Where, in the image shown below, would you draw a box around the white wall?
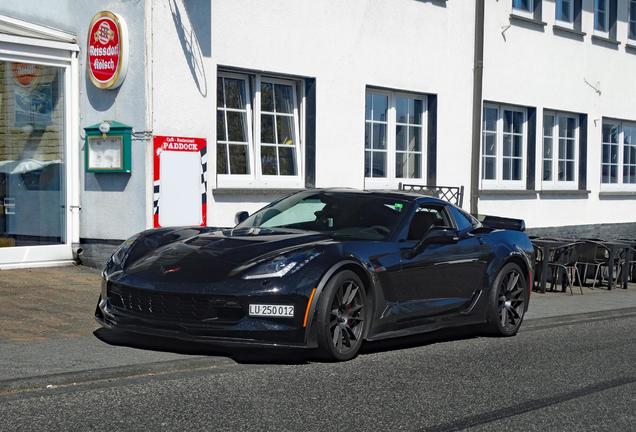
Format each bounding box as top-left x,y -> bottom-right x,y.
481,0 -> 636,228
150,0 -> 215,226
210,0 -> 476,227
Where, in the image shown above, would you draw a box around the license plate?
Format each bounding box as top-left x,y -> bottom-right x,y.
249,304 -> 294,318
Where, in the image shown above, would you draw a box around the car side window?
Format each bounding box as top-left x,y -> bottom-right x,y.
449,206 -> 473,232
406,205 -> 450,241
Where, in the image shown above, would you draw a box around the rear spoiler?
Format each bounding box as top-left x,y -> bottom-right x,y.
480,215 -> 526,232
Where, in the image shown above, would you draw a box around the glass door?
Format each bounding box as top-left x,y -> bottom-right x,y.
0,59 -> 68,259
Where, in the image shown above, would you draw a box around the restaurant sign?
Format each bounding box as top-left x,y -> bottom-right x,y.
87,11 -> 128,89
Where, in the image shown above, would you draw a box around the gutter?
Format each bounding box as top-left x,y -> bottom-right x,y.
470,0 -> 485,214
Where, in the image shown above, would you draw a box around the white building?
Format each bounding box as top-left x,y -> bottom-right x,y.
0,0 -> 634,268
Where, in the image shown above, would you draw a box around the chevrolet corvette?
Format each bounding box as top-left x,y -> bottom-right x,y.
96,189 -> 534,361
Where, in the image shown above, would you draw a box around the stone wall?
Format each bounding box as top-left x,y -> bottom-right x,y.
527,222 -> 636,240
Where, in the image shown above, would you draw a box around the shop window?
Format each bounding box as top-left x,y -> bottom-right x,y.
364,89 -> 427,189
216,71 -> 302,188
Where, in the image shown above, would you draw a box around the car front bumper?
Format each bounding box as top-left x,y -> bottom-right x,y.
95,278 -> 319,349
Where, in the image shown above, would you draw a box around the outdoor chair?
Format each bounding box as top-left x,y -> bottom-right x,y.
574,241 -> 610,289
532,243 -> 544,291
616,246 -> 636,285
548,242 -> 583,295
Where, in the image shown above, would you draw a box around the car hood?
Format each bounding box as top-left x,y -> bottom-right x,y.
121,227 -> 330,284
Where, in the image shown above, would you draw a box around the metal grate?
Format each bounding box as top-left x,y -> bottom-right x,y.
107,283 -> 244,324
398,183 -> 465,207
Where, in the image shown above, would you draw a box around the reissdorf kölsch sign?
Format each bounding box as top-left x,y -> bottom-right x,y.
87,11 -> 128,89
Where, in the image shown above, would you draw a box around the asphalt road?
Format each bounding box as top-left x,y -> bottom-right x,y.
2,313 -> 635,432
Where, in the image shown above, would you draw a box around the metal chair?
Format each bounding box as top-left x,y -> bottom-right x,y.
548,242 -> 583,295
574,241 -> 610,289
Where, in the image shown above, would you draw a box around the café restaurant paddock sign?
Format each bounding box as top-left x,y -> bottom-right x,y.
87,10 -> 129,89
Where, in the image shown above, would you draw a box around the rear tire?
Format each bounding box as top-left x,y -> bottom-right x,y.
315,270 -> 367,361
484,262 -> 528,336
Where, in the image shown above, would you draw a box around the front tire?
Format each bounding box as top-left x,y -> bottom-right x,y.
315,270 -> 367,361
484,262 -> 528,336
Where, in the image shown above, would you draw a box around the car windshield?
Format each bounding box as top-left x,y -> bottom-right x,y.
236,191 -> 410,240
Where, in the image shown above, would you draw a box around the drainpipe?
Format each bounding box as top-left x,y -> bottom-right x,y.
470,0 -> 485,215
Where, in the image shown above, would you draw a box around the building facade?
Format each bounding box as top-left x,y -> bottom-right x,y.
0,0 -> 634,268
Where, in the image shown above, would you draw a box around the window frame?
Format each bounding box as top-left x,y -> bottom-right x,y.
512,0 -> 536,18
480,103 -> 527,190
541,111 -> 579,190
364,88 -> 428,190
555,0 -> 574,27
594,0 -> 610,36
601,119 -> 636,191
629,0 -> 636,40
216,71 -> 254,181
216,71 -> 304,190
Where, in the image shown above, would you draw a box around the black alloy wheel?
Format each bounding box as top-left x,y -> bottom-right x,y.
485,262 -> 527,336
316,270 -> 367,361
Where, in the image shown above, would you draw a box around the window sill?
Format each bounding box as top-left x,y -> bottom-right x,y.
552,24 -> 586,40
598,191 -> 636,197
478,189 -> 537,197
212,187 -> 304,195
539,189 -> 591,197
591,34 -> 621,48
509,14 -> 547,29
625,42 -> 636,52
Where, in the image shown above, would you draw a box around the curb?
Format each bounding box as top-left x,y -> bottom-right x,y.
523,306 -> 636,331
0,357 -> 236,396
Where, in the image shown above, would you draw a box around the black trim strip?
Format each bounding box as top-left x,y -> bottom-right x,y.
427,95 -> 438,186
578,114 -> 587,191
304,78 -> 316,189
526,107 -> 536,191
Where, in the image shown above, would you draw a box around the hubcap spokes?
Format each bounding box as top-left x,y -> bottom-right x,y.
498,270 -> 525,330
329,280 -> 364,353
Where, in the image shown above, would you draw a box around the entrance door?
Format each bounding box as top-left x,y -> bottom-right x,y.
0,59 -> 72,266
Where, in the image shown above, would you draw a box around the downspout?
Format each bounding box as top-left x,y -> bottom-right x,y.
470,0 -> 485,215
144,0 -> 154,229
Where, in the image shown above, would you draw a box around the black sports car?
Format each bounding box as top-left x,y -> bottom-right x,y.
96,189 -> 534,361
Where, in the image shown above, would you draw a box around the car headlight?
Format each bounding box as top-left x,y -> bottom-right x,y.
111,233 -> 142,267
242,249 -> 321,280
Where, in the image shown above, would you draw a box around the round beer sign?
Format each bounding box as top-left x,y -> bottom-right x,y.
87,11 -> 128,89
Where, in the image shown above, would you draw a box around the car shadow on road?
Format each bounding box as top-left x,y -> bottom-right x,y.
359,325 -> 482,356
94,324 -> 485,365
93,328 -> 313,365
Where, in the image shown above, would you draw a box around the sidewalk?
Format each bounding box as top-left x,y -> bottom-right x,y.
0,265 -> 635,383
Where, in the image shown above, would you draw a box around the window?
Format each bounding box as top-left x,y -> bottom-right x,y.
630,0 -> 636,40
364,89 -> 427,188
602,120 -> 636,189
512,0 -> 541,20
238,191 -> 409,241
513,0 -> 533,13
555,0 -> 573,23
216,71 -> 303,188
407,205 -> 450,241
542,112 -> 578,188
217,75 -> 251,175
448,206 -> 474,232
594,0 -> 609,33
481,104 -> 527,189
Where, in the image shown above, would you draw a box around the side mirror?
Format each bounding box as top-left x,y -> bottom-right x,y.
235,211 -> 249,225
405,227 -> 459,259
